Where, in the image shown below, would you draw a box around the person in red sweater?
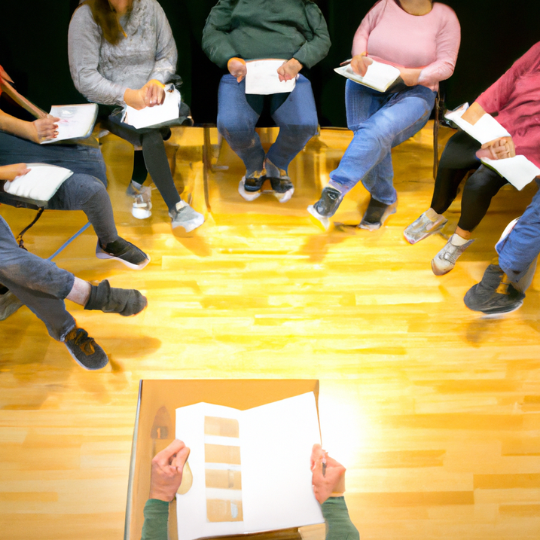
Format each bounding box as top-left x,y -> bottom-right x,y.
404,42 -> 540,275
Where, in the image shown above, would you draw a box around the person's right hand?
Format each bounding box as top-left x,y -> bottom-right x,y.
476,136 -> 516,161
228,57 -> 247,83
31,116 -> 60,143
0,163 -> 30,181
124,88 -> 148,110
311,444 -> 346,504
350,54 -> 372,77
149,439 -> 191,502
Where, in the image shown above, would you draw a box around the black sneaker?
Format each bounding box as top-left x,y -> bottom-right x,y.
314,187 -> 343,218
84,280 -> 148,317
464,264 -> 525,315
96,238 -> 150,270
269,176 -> 294,203
359,196 -> 397,231
239,173 -> 265,201
64,327 -> 108,370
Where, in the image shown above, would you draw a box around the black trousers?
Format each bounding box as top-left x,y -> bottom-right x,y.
431,130 -> 508,232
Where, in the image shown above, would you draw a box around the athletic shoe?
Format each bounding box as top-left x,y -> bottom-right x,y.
464,264 -> 525,315
127,182 -> 152,219
359,196 -> 397,231
84,279 -> 147,316
64,326 -> 109,370
169,200 -> 205,232
0,290 -> 23,321
96,238 -> 150,270
238,173 -> 265,201
269,176 -> 294,203
431,236 -> 475,276
404,211 -> 448,244
307,186 -> 343,231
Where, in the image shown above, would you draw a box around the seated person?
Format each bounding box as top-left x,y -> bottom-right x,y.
0,66 -> 149,270
69,0 -> 204,232
0,200 -> 147,370
404,42 -> 540,275
202,0 -> 331,202
308,0 -> 460,230
140,440 -> 359,540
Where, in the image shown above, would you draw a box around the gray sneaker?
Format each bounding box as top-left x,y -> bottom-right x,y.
404,211 -> 448,244
169,200 -> 205,232
64,326 -> 108,370
0,290 -> 23,321
431,236 -> 475,275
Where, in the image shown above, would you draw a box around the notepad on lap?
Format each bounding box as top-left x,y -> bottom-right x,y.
334,60 -> 401,92
4,163 -> 73,201
123,87 -> 181,129
175,392 -> 324,540
245,60 -> 297,95
41,103 -> 98,144
481,156 -> 540,191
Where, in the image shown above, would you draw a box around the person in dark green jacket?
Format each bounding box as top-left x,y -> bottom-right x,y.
140,440 -> 359,540
202,0 -> 331,203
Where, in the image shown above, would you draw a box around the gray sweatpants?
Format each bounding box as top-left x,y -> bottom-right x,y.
0,216 -> 76,341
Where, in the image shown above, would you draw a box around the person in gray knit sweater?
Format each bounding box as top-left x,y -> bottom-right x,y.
68,0 -> 204,232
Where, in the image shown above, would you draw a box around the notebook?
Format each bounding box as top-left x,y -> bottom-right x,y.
175,392 -> 324,540
245,60 -> 297,95
122,86 -> 181,129
41,103 -> 98,144
334,59 -> 402,92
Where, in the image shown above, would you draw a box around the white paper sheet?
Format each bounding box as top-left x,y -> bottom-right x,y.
123,87 -> 180,129
334,60 -> 401,92
5,163 -> 73,201
245,60 -> 297,95
481,155 -> 540,190
41,103 -> 98,144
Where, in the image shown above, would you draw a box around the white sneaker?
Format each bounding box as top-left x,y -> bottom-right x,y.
169,200 -> 205,232
431,235 -> 475,276
128,182 -> 152,219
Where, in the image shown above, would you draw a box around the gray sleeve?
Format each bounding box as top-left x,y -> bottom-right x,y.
148,1 -> 178,83
68,5 -> 128,106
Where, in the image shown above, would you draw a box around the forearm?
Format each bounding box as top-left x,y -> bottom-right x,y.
141,499 -> 169,540
292,4 -> 331,69
0,111 -> 35,141
322,497 -> 359,540
462,102 -> 486,125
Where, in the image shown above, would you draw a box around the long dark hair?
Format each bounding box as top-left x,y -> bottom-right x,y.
81,0 -> 134,45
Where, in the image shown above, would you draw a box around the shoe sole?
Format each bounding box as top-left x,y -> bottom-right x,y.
239,177 -> 262,202
359,203 -> 397,231
95,242 -> 151,270
274,187 -> 294,203
132,207 -> 152,219
171,214 -> 205,233
478,301 -> 524,317
404,219 -> 448,245
307,205 -> 330,231
431,258 -> 453,276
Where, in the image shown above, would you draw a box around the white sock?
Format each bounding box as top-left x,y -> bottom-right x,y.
450,233 -> 470,246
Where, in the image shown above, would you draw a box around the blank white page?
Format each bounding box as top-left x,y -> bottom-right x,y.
124,88 -> 180,129
245,60 -> 297,95
481,155 -> 540,191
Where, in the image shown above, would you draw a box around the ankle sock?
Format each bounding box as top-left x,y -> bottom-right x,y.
450,233 -> 470,246
425,208 -> 441,222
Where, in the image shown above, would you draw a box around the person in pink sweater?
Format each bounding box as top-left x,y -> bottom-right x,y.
404,41 -> 540,275
308,0 -> 460,230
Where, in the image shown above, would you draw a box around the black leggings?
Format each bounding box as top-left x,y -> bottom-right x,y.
431,130 -> 508,232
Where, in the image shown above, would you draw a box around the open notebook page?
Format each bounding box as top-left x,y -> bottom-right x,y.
123,87 -> 180,129
334,60 -> 401,92
41,104 -> 98,144
481,155 -> 540,191
4,163 -> 73,201
245,60 -> 297,95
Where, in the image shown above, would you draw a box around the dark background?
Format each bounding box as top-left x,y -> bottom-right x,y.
1,1 -> 539,126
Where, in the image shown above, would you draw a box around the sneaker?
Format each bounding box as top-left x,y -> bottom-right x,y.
96,238 -> 150,270
359,196 -> 397,231
84,279 -> 147,316
404,211 -> 448,244
169,200 -> 205,232
64,326 -> 109,370
464,264 -> 525,315
128,182 -> 152,219
431,235 -> 475,276
307,186 -> 343,231
239,173 -> 265,201
0,290 -> 23,321
269,176 -> 294,203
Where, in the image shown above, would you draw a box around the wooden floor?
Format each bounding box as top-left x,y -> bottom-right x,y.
1,124 -> 540,539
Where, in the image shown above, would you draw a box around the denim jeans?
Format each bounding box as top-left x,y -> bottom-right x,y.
217,74 -> 318,176
497,179 -> 540,289
0,216 -> 75,341
0,132 -> 118,244
329,81 -> 436,205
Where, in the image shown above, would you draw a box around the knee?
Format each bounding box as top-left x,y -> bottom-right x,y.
141,130 -> 164,151
70,174 -> 108,204
463,171 -> 500,198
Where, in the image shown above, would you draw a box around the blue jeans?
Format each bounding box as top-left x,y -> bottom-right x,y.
217,74 -> 318,176
497,179 -> 540,289
329,81 -> 436,205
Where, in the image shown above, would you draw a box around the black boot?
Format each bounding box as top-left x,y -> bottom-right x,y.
84,280 -> 147,316
359,196 -> 396,230
314,187 -> 343,218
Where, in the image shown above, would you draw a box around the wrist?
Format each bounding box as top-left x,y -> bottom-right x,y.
149,489 -> 174,503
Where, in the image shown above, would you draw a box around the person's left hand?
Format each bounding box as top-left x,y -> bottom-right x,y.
143,79 -> 166,107
399,67 -> 421,87
149,439 -> 191,502
310,444 -> 346,504
0,163 -> 30,181
476,136 -> 516,160
277,59 -> 303,82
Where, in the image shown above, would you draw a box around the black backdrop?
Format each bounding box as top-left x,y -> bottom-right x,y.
1,1 -> 539,126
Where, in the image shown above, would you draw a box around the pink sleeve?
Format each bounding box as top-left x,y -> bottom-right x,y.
417,6 -> 461,87
477,42 -> 540,114
351,1 -> 386,56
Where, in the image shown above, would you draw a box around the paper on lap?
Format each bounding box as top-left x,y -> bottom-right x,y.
245,60 -> 297,95
334,60 -> 401,92
123,86 -> 181,129
41,103 -> 98,144
445,104 -> 538,190
5,163 -> 73,201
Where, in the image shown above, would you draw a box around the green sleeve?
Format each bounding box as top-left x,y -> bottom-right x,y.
292,2 -> 332,69
141,499 -> 169,540
202,0 -> 239,69
322,497 -> 360,540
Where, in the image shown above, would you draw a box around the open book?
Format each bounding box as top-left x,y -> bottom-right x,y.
123,86 -> 181,129
41,103 -> 98,145
334,59 -> 402,92
445,104 -> 540,190
245,60 -> 297,95
175,392 -> 324,540
4,163 -> 73,202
